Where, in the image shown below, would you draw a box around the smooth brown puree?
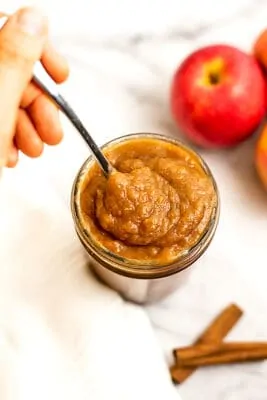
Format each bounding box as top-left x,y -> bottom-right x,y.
80,138 -> 217,264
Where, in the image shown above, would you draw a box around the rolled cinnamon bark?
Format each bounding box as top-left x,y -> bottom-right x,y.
175,342 -> 267,367
170,303 -> 243,384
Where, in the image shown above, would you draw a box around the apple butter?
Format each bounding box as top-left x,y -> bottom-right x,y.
80,137 -> 217,264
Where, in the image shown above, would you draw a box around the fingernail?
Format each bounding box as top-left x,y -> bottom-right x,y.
16,7 -> 46,36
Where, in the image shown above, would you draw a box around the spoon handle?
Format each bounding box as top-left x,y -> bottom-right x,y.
33,62 -> 111,177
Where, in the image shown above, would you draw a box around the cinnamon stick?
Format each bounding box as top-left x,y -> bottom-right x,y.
175,342 -> 267,367
170,303 -> 243,384
175,342 -> 267,360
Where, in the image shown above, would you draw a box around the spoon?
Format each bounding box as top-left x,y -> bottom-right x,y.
33,62 -> 113,178
0,13 -> 112,177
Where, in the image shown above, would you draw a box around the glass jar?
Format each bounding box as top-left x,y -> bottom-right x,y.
71,133 -> 220,304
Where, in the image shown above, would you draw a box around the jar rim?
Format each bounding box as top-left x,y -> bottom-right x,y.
71,132 -> 220,279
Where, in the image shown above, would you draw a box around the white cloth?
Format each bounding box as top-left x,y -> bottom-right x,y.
0,2 -> 182,398
0,139 -> 181,400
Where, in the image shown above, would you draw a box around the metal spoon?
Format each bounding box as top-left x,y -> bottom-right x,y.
33,62 -> 113,178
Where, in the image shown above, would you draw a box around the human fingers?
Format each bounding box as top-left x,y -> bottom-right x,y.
28,94 -> 63,145
15,109 -> 44,157
0,7 -> 48,166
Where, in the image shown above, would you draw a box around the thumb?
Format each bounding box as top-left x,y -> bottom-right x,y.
0,7 -> 48,167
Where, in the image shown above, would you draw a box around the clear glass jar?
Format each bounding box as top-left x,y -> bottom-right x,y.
71,133 -> 220,304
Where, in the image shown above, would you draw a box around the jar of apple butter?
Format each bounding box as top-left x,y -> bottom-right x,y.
71,133 -> 220,304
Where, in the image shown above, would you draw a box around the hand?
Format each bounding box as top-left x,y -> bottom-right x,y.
0,7 -> 69,168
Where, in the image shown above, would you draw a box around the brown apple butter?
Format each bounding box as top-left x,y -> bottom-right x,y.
80,137 -> 217,264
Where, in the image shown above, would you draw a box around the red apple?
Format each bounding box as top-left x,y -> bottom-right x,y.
170,44 -> 266,148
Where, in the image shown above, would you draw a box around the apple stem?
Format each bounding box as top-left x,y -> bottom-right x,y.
209,72 -> 220,85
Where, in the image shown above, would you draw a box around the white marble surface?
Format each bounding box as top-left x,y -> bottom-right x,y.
4,0 -> 267,398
